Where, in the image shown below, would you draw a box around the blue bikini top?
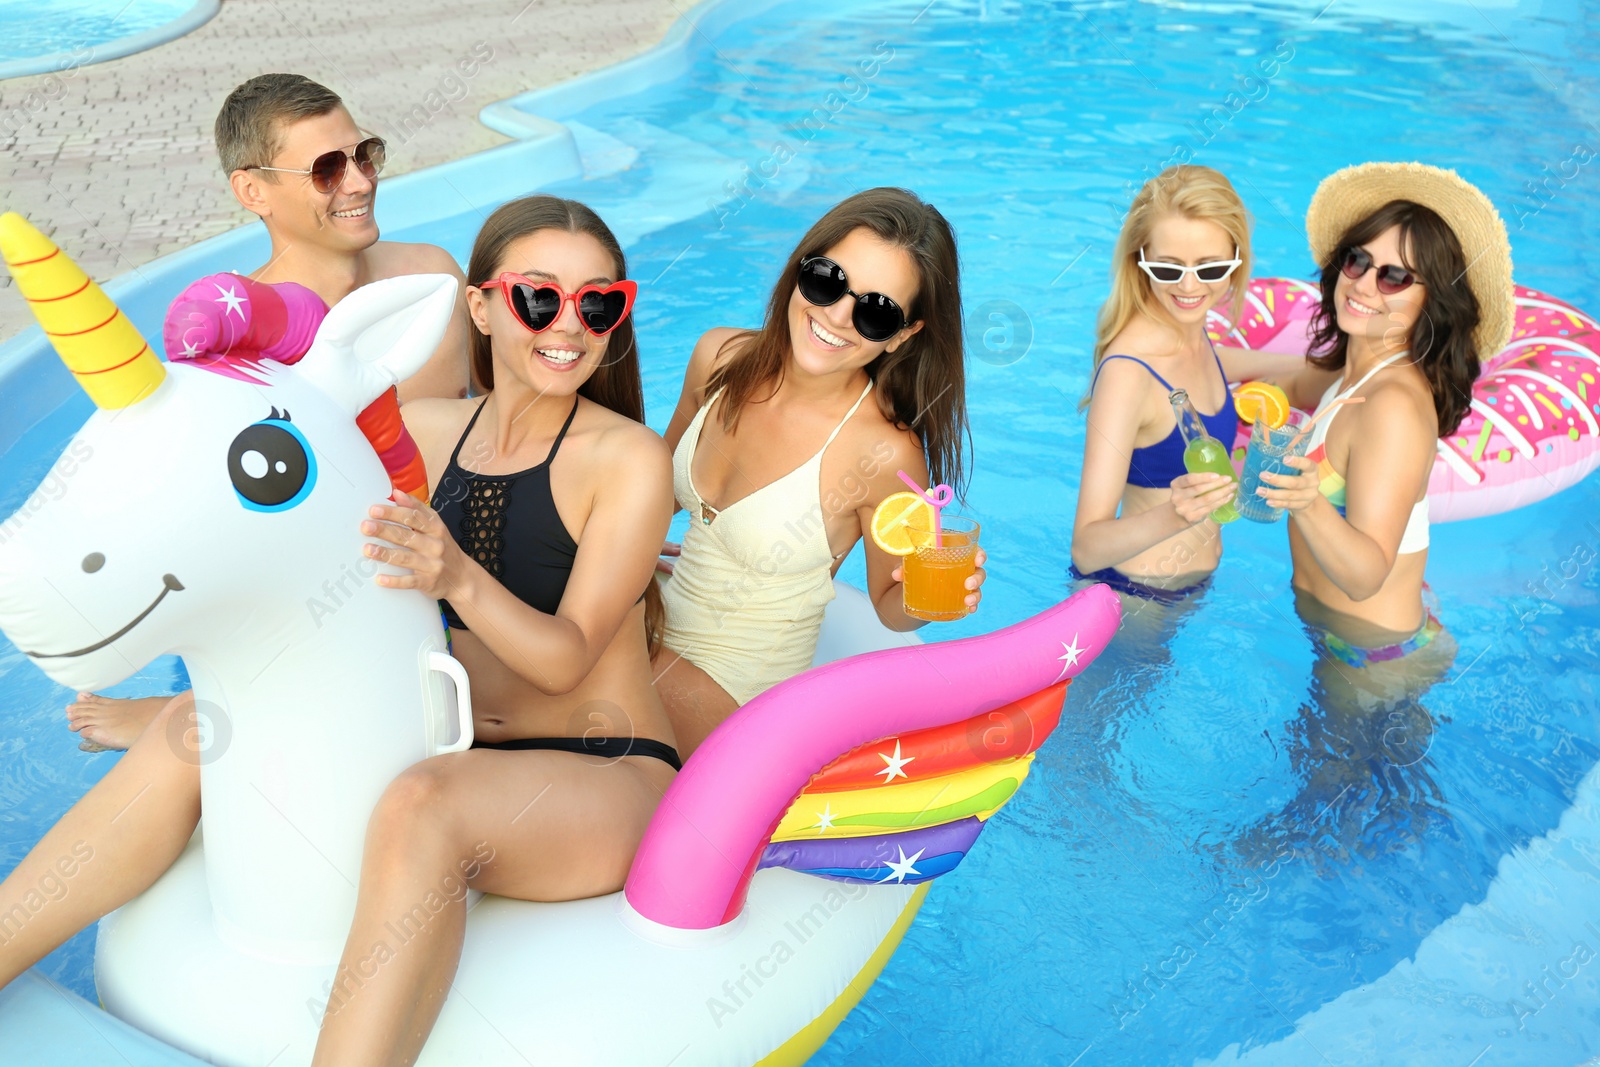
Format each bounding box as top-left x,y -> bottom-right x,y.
1089,341 -> 1237,489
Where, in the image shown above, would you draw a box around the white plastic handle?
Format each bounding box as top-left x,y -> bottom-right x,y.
427,650 -> 474,754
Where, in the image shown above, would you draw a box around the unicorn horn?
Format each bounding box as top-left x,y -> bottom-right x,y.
0,212 -> 165,409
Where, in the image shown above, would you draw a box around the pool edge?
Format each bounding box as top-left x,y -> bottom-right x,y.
0,0 -> 222,83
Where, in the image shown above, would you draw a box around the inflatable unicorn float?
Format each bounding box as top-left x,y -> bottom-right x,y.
1211,277 -> 1600,521
0,213 -> 1120,1066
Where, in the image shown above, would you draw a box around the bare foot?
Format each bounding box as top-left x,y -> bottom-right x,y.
65,691 -> 187,752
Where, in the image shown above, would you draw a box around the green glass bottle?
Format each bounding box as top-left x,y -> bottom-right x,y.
1169,388 -> 1240,524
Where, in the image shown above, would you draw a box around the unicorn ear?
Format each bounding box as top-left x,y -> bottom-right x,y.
296,274 -> 458,415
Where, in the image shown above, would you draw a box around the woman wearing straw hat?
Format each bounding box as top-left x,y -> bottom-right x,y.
1257,162 -> 1514,666
1220,164 -> 1513,871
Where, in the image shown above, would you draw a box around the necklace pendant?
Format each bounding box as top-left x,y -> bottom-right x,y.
700,502 -> 717,525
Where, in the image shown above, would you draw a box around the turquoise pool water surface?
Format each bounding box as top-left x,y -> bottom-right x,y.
0,0 -> 195,67
4,1 -> 1600,1064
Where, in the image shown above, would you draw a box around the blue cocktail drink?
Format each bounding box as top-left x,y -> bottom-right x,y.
1238,412 -> 1309,523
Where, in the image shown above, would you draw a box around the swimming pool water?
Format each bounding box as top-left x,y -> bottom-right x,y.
0,0 -> 196,68
4,0 -> 1600,1063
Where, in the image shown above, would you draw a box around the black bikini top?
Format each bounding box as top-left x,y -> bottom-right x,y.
432,397 -> 580,631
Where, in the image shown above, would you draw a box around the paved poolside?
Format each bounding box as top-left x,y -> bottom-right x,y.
0,0 -> 681,343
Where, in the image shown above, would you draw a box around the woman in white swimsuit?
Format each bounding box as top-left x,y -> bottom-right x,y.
1222,165 -> 1515,868
1257,163 -> 1513,667
654,187 -> 985,758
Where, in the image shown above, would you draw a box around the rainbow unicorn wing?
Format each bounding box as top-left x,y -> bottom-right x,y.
757,684 -> 1065,884
625,586 -> 1121,931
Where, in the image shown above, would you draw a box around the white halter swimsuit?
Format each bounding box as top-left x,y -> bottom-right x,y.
659,382 -> 873,704
1304,351 -> 1430,554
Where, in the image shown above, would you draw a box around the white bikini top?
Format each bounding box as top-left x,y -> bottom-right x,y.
1305,350 -> 1429,555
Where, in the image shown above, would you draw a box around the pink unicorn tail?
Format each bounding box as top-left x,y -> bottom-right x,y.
164,274 -> 327,367
624,583 -> 1122,930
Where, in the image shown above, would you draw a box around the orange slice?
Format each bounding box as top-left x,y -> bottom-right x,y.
870,492 -> 936,556
1235,382 -> 1290,428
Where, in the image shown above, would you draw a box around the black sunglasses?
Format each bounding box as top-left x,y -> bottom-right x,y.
246,137 -> 387,195
796,256 -> 908,343
1340,246 -> 1422,295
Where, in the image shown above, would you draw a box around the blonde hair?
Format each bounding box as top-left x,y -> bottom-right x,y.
1084,165 -> 1252,407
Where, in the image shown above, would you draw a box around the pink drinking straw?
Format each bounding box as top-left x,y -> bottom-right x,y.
1287,396 -> 1366,452
897,469 -> 954,548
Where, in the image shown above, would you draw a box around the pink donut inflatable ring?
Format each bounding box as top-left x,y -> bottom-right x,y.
1207,277 -> 1600,523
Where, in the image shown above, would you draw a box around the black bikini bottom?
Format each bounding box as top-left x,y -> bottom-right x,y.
1069,563 -> 1212,604
470,734 -> 682,771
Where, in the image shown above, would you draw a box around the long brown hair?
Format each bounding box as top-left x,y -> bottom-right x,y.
464,195 -> 664,652
1084,165 -> 1252,407
706,187 -> 970,497
1306,200 -> 1481,436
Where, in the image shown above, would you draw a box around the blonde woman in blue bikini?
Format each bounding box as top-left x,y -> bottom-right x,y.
1072,165 -> 1255,607
655,188 -> 984,758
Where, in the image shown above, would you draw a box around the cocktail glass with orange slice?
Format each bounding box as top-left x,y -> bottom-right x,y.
1238,409 -> 1309,522
870,492 -> 980,622
901,514 -> 980,621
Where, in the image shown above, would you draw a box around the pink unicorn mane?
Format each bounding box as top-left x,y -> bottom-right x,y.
165,273 -> 428,498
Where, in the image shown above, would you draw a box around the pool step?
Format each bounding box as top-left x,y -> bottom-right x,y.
1198,757 -> 1600,1065
568,117 -> 806,248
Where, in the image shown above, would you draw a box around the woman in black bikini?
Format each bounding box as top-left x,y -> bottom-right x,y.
297,195 -> 678,1063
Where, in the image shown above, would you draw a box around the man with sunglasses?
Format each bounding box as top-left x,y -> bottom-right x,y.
220,73 -> 472,400
62,74 -> 474,754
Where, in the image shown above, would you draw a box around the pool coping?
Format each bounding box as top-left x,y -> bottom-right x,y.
0,0 -> 221,83
0,0 -> 785,456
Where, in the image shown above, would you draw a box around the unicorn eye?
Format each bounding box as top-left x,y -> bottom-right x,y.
229,417 -> 316,512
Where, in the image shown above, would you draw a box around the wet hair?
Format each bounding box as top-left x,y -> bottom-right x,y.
1086,165 -> 1253,406
464,195 -> 662,653
706,187 -> 970,498
1306,200 -> 1481,436
215,73 -> 344,175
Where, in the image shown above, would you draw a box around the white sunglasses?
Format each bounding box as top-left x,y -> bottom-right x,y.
1138,246 -> 1242,285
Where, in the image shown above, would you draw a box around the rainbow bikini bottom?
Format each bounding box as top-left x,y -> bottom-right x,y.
1316,611 -> 1443,668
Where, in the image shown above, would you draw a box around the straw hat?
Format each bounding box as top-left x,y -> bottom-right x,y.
1305,162 -> 1514,359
